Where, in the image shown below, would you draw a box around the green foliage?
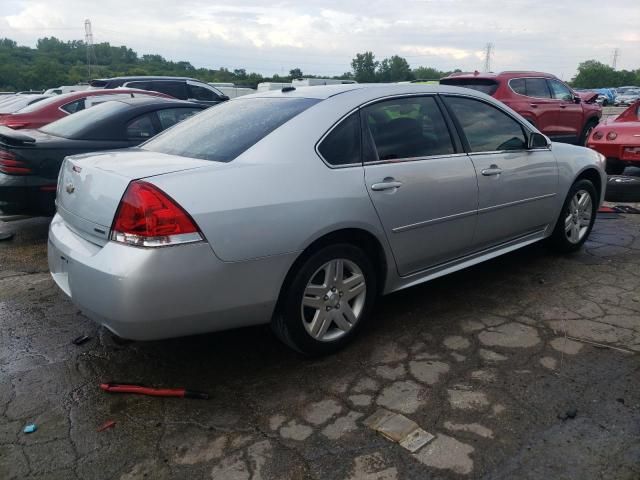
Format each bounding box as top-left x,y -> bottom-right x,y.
571,60 -> 640,88
377,55 -> 413,82
351,51 -> 378,83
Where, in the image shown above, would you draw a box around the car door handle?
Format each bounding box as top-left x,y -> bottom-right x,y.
371,179 -> 403,191
560,105 -> 567,108
481,165 -> 503,176
530,103 -> 538,108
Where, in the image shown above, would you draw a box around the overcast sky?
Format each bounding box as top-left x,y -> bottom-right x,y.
1,0 -> 639,79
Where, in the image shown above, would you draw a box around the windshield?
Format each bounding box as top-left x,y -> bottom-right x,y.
142,97 -> 319,162
439,78 -> 499,95
40,101 -> 129,139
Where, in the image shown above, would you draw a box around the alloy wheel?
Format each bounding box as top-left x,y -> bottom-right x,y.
564,189 -> 592,244
301,258 -> 367,342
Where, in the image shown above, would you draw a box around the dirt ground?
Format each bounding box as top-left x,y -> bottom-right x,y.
0,209 -> 639,480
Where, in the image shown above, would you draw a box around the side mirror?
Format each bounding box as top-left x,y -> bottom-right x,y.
219,95 -> 230,101
528,132 -> 550,149
573,94 -> 581,104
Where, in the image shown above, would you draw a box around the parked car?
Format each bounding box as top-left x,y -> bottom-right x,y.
0,98 -> 205,215
614,89 -> 640,106
90,76 -> 228,106
440,71 -> 602,145
48,84 -> 606,355
0,94 -> 52,117
588,100 -> 640,174
208,83 -> 256,99
43,85 -> 90,95
0,89 -> 171,130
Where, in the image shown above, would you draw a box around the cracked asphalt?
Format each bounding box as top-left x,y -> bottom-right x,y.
1,209 -> 639,479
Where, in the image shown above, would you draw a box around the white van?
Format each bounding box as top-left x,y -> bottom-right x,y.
208,83 -> 256,99
291,78 -> 357,87
256,82 -> 293,92
44,85 -> 90,95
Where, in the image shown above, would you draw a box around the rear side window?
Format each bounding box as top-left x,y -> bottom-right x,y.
60,99 -> 86,114
126,81 -> 151,91
444,96 -> 526,152
126,114 -> 157,139
362,96 -> 454,160
153,81 -> 188,99
156,107 -> 202,130
439,78 -> 499,96
525,78 -> 551,98
318,112 -> 361,166
509,78 -> 526,95
142,97 -> 319,162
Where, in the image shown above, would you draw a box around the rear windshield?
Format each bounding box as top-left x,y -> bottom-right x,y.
0,96 -> 48,113
17,95 -> 65,113
40,101 -> 129,139
142,97 -> 319,162
440,78 -> 499,96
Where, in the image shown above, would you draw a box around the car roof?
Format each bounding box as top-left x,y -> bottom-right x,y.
443,71 -> 557,80
94,76 -> 200,82
108,97 -> 198,107
239,83 -> 489,101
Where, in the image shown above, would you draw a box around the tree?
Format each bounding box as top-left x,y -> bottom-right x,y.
351,52 -> 378,83
377,55 -> 412,82
412,66 -> 447,81
289,68 -> 303,79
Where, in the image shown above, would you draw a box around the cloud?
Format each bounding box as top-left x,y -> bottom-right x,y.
1,0 -> 638,77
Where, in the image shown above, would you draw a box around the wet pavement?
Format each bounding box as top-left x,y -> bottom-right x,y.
0,211 -> 639,479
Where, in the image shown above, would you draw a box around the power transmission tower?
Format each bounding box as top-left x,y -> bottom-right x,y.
483,43 -> 493,72
85,19 -> 94,80
612,48 -> 620,70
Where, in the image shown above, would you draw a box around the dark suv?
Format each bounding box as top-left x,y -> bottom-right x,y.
89,76 -> 229,106
440,71 -> 601,145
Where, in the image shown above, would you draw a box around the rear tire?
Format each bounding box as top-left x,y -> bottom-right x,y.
605,175 -> 640,202
547,179 -> 597,253
579,120 -> 598,146
272,244 -> 376,356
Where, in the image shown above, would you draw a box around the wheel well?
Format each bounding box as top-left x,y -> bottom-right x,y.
275,229 -> 388,312
584,116 -> 599,128
576,168 -> 602,203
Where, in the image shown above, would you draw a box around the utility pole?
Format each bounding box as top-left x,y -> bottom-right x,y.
483,43 -> 493,72
612,48 -> 620,70
85,19 -> 94,81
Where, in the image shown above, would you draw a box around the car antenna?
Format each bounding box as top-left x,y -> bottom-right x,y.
282,86 -> 296,92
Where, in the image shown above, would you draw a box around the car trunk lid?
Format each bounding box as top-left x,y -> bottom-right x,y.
57,149 -> 212,246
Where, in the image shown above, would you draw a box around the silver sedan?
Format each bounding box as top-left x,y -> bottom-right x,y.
48,84 -> 606,355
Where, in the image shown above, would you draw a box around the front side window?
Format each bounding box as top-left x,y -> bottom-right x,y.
525,78 -> 551,98
444,96 -> 526,152
361,96 -> 454,161
156,107 -> 202,130
188,83 -> 217,101
317,111 -> 361,166
548,80 -> 573,101
126,114 -> 157,139
142,97 -> 319,162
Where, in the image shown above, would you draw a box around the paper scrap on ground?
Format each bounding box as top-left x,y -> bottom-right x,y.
364,408 -> 435,453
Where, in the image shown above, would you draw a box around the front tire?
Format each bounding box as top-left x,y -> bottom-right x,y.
272,244 -> 377,356
547,179 -> 597,253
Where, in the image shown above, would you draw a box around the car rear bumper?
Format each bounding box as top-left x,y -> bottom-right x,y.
587,142 -> 640,165
48,213 -> 295,340
0,173 -> 56,214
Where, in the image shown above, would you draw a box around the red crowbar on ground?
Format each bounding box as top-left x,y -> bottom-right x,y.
100,383 -> 209,399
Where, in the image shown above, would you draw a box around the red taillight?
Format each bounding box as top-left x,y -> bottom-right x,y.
0,149 -> 32,175
606,131 -> 618,141
110,181 -> 203,247
592,131 -> 604,140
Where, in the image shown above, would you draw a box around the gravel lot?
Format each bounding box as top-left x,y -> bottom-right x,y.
0,208 -> 639,479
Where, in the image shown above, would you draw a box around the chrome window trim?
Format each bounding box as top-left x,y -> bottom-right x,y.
365,153 -> 468,166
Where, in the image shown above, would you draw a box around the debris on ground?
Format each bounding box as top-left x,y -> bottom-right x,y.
23,424 -> 37,434
72,335 -> 91,346
100,382 -> 209,399
365,408 -> 435,453
557,409 -> 578,421
97,420 -> 116,432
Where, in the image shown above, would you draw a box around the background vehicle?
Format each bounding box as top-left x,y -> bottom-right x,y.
0,98 -> 205,215
0,89 -> 171,130
614,89 -> 640,106
440,71 -> 602,145
257,82 -> 293,92
291,78 -> 358,87
588,100 -> 640,174
208,82 -> 256,99
48,84 -> 605,356
44,85 -> 90,95
0,94 -> 52,117
90,76 -> 228,106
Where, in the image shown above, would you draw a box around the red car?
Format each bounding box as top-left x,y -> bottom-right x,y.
0,89 -> 171,130
587,100 -> 640,174
440,71 -> 602,145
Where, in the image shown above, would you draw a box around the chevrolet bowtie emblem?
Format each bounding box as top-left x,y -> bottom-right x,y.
66,183 -> 75,194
